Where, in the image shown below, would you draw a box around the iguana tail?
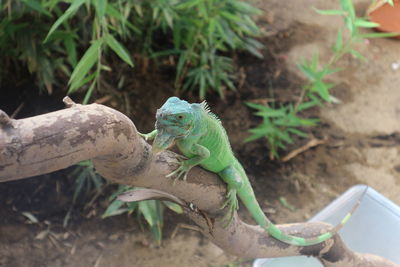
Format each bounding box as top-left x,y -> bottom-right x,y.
236,163 -> 367,246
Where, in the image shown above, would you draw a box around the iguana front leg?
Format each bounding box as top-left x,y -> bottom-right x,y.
166,144 -> 210,183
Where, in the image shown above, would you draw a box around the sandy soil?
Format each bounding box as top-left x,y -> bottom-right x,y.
1,0 -> 399,266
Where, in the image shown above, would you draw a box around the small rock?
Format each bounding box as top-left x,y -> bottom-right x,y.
108,234 -> 119,241
391,62 -> 400,70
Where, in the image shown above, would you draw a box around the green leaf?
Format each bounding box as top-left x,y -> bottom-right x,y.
198,2 -> 208,17
308,93 -> 324,107
139,201 -> 154,226
162,8 -> 173,28
312,80 -> 331,102
321,67 -> 342,76
358,32 -> 400,38
176,52 -> 188,83
261,108 -> 287,118
244,132 -> 265,142
82,79 -> 97,104
68,39 -> 102,92
298,61 -> 317,81
22,0 -> 51,16
102,200 -> 128,218
311,53 -> 319,70
162,201 -> 183,214
69,71 -> 97,93
45,0 -> 87,42
64,36 -> 77,67
176,0 -> 200,10
313,8 -> 346,16
287,127 -> 308,138
333,29 -> 343,52
354,19 -> 379,28
298,118 -> 319,126
139,200 -> 163,228
349,49 -> 366,61
243,38 -> 263,58
276,130 -> 293,144
231,1 -> 261,15
108,185 -> 133,200
21,212 -> 39,223
73,171 -> 86,202
220,11 -> 242,23
199,72 -> 206,99
297,100 -> 318,111
95,0 -> 107,18
340,0 -> 355,18
104,34 -> 134,67
173,23 -> 182,49
77,160 -> 92,167
105,4 -> 139,33
246,102 -> 269,111
149,224 -> 162,244
208,18 -> 217,40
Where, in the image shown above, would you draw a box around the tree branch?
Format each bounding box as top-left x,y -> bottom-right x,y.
0,99 -> 397,267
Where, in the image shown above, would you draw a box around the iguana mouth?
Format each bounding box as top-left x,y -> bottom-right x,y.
152,131 -> 176,153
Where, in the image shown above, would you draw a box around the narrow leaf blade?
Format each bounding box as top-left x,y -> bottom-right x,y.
105,34 -> 134,67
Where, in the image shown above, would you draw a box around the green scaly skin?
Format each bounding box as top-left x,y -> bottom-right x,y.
140,97 -> 360,246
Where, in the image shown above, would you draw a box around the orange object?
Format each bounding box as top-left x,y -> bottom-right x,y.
368,0 -> 400,38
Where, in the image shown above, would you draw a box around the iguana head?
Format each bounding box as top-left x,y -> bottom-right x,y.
152,97 -> 195,153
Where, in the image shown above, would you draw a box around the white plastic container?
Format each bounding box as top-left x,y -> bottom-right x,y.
253,185 -> 400,267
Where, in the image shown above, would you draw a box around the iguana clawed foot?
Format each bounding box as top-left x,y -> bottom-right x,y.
166,159 -> 192,185
138,131 -> 155,141
220,187 -> 239,227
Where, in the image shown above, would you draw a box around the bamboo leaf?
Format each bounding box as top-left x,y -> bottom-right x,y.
95,0 -> 107,18
162,201 -> 183,214
231,1 -> 261,14
105,4 -> 140,33
358,32 -> 400,38
349,49 -> 367,61
104,34 -> 134,67
102,200 -> 128,218
69,71 -> 97,93
45,0 -> 87,42
162,8 -> 173,28
298,61 -> 317,81
340,0 -> 355,18
246,102 -> 270,112
333,29 -> 343,52
176,0 -> 200,10
312,81 -> 331,102
22,0 -> 51,16
64,36 -> 77,67
21,212 -> 39,223
354,19 -> 379,28
82,79 -> 97,104
313,8 -> 346,15
68,39 -> 102,92
287,127 -> 308,138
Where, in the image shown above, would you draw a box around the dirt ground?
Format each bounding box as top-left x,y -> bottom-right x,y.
1,0 -> 400,266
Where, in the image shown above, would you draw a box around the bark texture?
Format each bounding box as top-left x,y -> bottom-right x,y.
0,98 -> 398,267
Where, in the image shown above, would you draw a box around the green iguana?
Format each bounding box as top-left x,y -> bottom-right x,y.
140,96 -> 360,246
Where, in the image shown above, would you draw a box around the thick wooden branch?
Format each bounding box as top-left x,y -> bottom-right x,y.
0,99 -> 397,267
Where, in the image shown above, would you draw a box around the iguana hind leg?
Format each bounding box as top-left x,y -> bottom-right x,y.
218,165 -> 242,227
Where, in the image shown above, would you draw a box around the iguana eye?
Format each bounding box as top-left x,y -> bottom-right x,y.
177,115 -> 184,119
